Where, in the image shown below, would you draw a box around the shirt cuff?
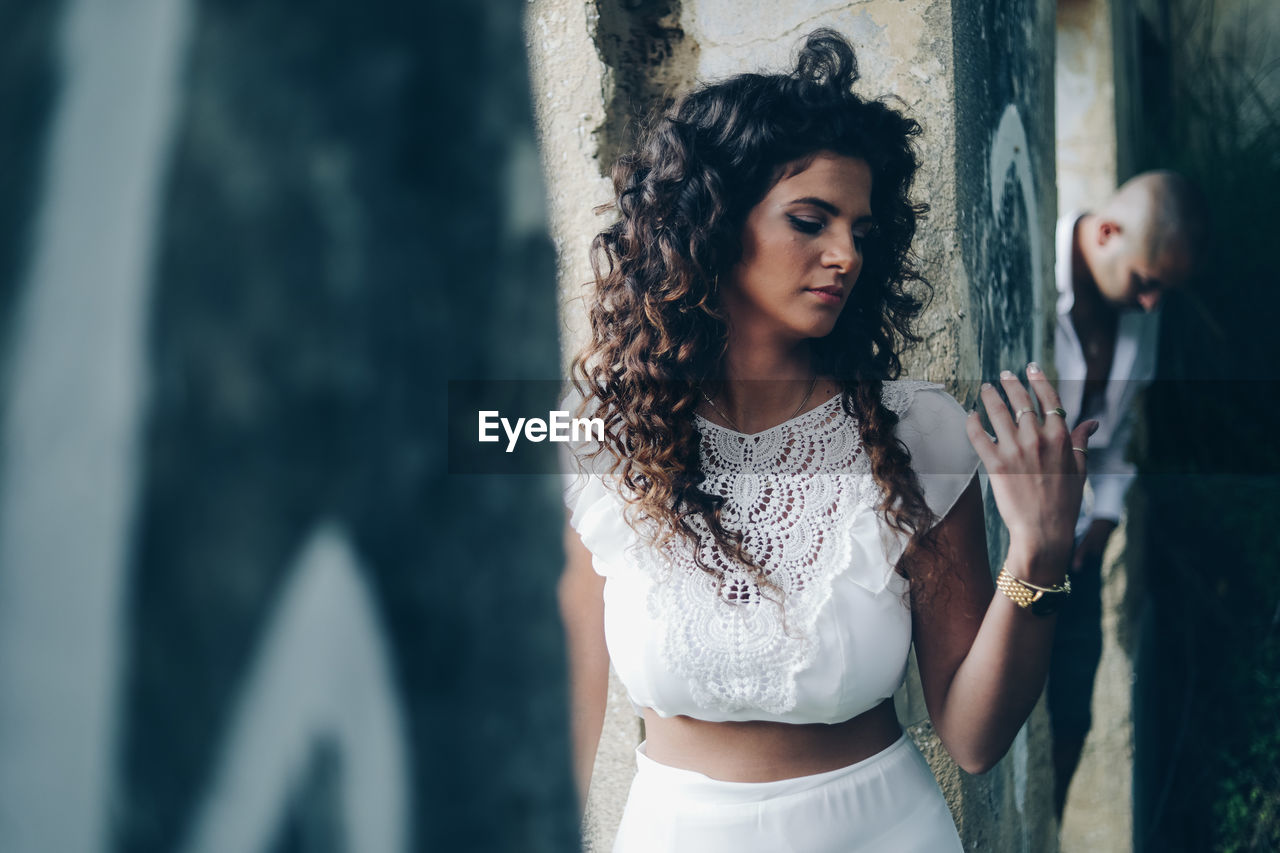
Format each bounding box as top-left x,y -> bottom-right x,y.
1088,472 -> 1134,523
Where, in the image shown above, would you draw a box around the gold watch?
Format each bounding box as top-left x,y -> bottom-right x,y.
996,567 -> 1071,616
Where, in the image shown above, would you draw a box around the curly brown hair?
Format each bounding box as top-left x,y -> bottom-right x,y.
569,28 -> 941,596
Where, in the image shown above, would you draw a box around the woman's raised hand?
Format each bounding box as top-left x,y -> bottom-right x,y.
965,362 -> 1099,582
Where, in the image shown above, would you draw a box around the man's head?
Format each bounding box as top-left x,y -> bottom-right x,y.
1084,171 -> 1209,312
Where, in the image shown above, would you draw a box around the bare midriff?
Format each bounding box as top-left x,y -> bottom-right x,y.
641,697 -> 902,782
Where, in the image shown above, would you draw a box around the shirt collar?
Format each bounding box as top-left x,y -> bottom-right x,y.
1055,211 -> 1084,317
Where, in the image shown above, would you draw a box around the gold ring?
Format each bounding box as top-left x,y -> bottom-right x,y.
1047,407 -> 1067,418
1072,446 -> 1089,457
1015,407 -> 1037,424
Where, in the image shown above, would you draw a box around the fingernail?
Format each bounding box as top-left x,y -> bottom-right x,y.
1000,370 -> 1015,380
1028,362 -> 1041,374
981,382 -> 993,391
1088,421 -> 1100,435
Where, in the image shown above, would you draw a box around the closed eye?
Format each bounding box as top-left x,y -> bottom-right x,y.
788,215 -> 824,234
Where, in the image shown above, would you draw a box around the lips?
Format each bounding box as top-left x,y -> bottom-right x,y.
806,285 -> 844,305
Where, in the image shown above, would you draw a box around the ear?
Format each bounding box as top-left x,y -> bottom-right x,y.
1097,219 -> 1122,245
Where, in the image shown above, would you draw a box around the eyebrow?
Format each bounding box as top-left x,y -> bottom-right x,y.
786,196 -> 874,222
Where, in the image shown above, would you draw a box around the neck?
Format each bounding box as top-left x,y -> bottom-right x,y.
704,323 -> 826,433
721,320 -> 814,382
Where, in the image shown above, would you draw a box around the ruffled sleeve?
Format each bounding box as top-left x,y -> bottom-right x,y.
883,380 -> 982,531
558,387 -> 637,577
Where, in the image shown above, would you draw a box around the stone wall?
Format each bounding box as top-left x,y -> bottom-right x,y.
1056,0 -> 1120,217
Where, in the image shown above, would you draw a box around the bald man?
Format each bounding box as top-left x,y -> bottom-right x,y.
1049,171 -> 1207,818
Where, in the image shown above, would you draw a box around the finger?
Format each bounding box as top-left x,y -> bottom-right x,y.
1068,420 -> 1099,475
1025,362 -> 1067,435
965,410 -> 999,469
999,368 -> 1039,431
979,382 -> 1017,445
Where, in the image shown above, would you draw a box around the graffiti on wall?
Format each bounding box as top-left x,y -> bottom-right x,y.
954,6 -> 1057,841
988,103 -> 1045,366
0,2 -> 413,852
0,0 -> 579,851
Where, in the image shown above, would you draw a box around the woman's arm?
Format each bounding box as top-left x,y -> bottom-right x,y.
908,476 -> 1062,774
558,518 -> 610,812
908,364 -> 1097,775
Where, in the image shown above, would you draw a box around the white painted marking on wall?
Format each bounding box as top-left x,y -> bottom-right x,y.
182,524 -> 410,853
988,103 -> 1045,361
0,0 -> 192,849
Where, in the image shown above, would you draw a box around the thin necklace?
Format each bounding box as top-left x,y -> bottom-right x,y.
699,375 -> 819,433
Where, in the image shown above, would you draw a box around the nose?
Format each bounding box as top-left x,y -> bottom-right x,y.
822,234 -> 858,276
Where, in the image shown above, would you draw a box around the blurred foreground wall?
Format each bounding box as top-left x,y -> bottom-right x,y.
0,1 -> 577,851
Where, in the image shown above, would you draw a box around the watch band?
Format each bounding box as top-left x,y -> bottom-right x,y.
996,566 -> 1071,615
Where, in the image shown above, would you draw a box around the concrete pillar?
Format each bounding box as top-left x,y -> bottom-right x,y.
528,0 -> 1059,848
1054,3 -> 1145,850
1056,0 -> 1120,217
0,1 -> 579,850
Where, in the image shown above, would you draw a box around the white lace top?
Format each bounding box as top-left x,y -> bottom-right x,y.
562,380 -> 981,725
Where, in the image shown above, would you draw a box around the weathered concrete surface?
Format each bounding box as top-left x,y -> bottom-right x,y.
1056,0 -> 1119,217
1060,515 -> 1137,853
579,669 -> 642,853
525,0 -> 615,369
528,0 -> 1059,848
1053,4 -> 1141,838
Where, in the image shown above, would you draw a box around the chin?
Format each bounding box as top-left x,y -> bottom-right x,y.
814,310 -> 849,337
781,307 -> 846,342
799,321 -> 840,340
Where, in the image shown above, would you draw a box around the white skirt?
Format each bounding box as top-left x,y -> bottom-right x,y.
613,731 -> 964,852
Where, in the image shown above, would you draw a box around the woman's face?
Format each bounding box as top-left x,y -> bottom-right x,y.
724,152 -> 873,343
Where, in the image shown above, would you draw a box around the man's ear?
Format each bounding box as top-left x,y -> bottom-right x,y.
1097,219 -> 1122,245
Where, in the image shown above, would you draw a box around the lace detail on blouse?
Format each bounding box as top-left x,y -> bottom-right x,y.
629,382 -> 936,716
561,378 -> 980,722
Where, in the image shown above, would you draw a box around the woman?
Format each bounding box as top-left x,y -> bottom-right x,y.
560,29 -> 1094,851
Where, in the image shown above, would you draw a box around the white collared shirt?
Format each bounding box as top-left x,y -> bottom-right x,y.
1054,212 -> 1161,524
